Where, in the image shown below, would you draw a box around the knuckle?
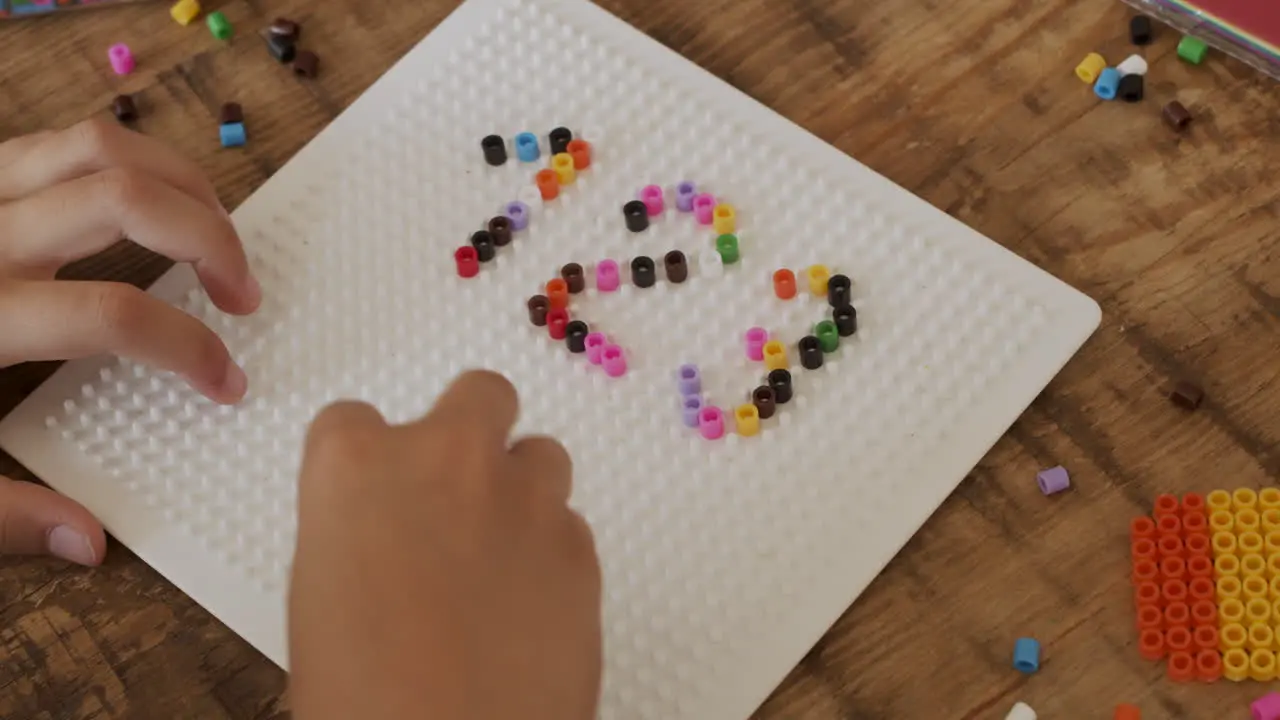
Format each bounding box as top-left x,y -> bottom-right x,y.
305,401 -> 386,464
92,167 -> 152,211
69,117 -> 119,162
90,283 -> 148,340
461,368 -> 518,403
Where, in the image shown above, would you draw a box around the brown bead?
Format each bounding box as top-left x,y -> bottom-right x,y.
111,95 -> 137,123
527,295 -> 550,327
752,386 -> 776,420
488,216 -> 512,247
269,17 -> 301,41
1170,381 -> 1204,410
219,102 -> 243,125
293,50 -> 320,78
561,263 -> 585,294
663,250 -> 688,283
1163,101 -> 1192,131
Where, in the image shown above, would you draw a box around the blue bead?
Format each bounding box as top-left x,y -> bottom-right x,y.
515,132 -> 540,162
1094,68 -> 1121,101
1013,637 -> 1040,673
220,122 -> 247,148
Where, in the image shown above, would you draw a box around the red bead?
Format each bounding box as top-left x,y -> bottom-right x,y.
455,246 -> 479,278
547,308 -> 570,340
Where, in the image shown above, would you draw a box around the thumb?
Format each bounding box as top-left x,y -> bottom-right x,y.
0,475 -> 105,565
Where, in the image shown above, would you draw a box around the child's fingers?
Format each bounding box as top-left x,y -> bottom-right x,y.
0,166 -> 259,315
0,475 -> 105,564
0,279 -> 248,405
0,117 -> 226,215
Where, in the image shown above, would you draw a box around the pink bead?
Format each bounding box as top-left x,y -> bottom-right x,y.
602,345 -> 627,377
585,332 -> 607,365
596,260 -> 620,292
108,43 -> 135,76
1253,692 -> 1280,720
745,327 -> 768,362
699,406 -> 725,440
693,193 -> 717,225
639,185 -> 665,216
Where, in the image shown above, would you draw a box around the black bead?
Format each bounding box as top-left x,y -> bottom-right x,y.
768,369 -> 793,404
549,127 -> 573,155
565,321 -> 590,353
527,295 -> 549,326
561,263 -> 585,293
267,34 -> 297,63
293,50 -> 320,78
470,231 -> 496,262
631,256 -> 656,288
111,95 -> 138,123
663,250 -> 688,283
828,274 -> 852,308
623,201 -> 649,232
833,304 -> 858,337
752,386 -> 777,419
799,336 -> 824,370
269,17 -> 301,42
1118,73 -> 1144,103
1130,15 -> 1152,45
481,135 -> 507,166
219,102 -> 243,125
488,216 -> 512,246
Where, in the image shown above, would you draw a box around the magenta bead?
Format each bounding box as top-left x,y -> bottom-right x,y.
603,345 -> 627,377
108,43 -> 135,76
745,327 -> 768,362
639,185 -> 665,216
693,193 -> 717,225
1253,692 -> 1280,720
699,406 -> 725,440
596,260 -> 620,292
585,332 -> 607,365
675,181 -> 697,212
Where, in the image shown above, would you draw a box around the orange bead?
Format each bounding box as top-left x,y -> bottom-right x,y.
1154,494 -> 1181,519
1187,554 -> 1214,579
1131,537 -> 1157,562
1191,599 -> 1218,626
1193,625 -> 1219,652
1161,579 -> 1188,604
1160,556 -> 1187,581
1185,533 -> 1212,559
1136,604 -> 1163,630
1157,535 -> 1184,558
1138,628 -> 1165,660
1115,702 -> 1142,720
1167,651 -> 1196,682
545,279 -> 569,310
1183,512 -> 1208,535
1164,603 -> 1191,630
1131,516 -> 1157,541
1195,650 -> 1222,682
536,169 -> 560,201
1134,581 -> 1162,608
1133,559 -> 1159,584
566,139 -> 592,170
1157,514 -> 1182,537
773,269 -> 797,300
1182,492 -> 1206,515
1166,625 -> 1193,652
1188,576 -> 1215,601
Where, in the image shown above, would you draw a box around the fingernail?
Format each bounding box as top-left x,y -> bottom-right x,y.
48,525 -> 97,565
222,361 -> 249,400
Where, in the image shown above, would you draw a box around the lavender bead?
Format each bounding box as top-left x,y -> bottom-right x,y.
677,364 -> 701,396
681,395 -> 703,428
504,201 -> 530,231
1036,466 -> 1070,496
675,181 -> 697,212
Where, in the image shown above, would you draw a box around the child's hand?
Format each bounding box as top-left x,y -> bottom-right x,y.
0,118 -> 261,565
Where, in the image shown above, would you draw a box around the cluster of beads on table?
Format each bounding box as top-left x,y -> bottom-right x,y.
1074,14 -> 1200,132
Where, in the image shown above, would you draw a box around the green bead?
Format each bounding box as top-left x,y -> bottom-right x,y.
207,11 -> 233,40
815,320 -> 839,353
715,234 -> 740,264
1177,35 -> 1207,65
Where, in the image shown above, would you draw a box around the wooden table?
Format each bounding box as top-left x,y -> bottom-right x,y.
1,0 -> 1276,717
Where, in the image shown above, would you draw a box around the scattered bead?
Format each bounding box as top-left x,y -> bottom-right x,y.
505,201 -> 530,231
602,345 -> 627,378
745,327 -> 769,362
293,50 -> 320,78
1118,74 -> 1144,103
1075,52 -> 1107,83
677,365 -> 701,396
1117,54 -> 1148,76
267,35 -> 297,64
526,295 -> 549,326
455,247 -> 480,279
561,263 -> 585,293
596,260 -> 620,292
623,200 -> 649,232
693,193 -> 717,225
631,256 -> 656,288
752,386 -> 777,419
639,185 -> 665,216
1114,703 -> 1141,719
1005,702 -> 1037,720
763,340 -> 788,371
552,153 -> 576,185
735,404 -> 760,437
470,231 -> 495,262
170,0 -> 200,27
585,333 -> 607,365
219,122 -> 247,148
1094,68 -> 1121,100
565,321 -> 589,353
1036,466 -> 1070,495
828,274 -> 852,308
1170,380 -> 1204,410
488,216 -> 513,247
664,251 -> 688,283
799,336 -> 823,370
675,181 -> 697,212
681,396 -> 703,428
1163,101 -> 1192,131
715,234 -> 740,264
1251,692 -> 1280,720
515,132 -> 541,162
219,102 -> 244,125
1177,35 -> 1208,64
1130,15 -> 1152,45
699,406 -> 725,440
207,10 -> 232,40
1012,638 -> 1040,673
546,309 -> 570,340
269,17 -> 300,41
108,43 -> 135,76
536,169 -> 560,201
549,127 -> 573,155
807,265 -> 831,296
566,139 -> 592,169
773,269 -> 797,300
768,369 -> 793,404
545,279 -> 569,310
110,95 -> 138,123
712,204 -> 737,234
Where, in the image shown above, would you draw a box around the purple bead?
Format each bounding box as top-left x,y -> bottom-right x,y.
675,181 -> 697,212
681,395 -> 703,428
1036,466 -> 1070,496
504,201 -> 530,231
677,364 -> 701,396
1251,692 -> 1280,720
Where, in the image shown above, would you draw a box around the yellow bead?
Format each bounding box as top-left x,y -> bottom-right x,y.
1272,596 -> 1280,619
1207,489 -> 1234,513
1219,575 -> 1244,601
1210,510 -> 1236,534
1235,488 -> 1260,510
1243,553 -> 1268,578
1222,622 -> 1248,651
170,0 -> 200,26
1220,598 -> 1246,626
1075,52 -> 1107,83
763,340 -> 788,371
1252,649 -> 1278,681
1241,531 -> 1265,556
1270,557 -> 1280,582
1264,510 -> 1280,533
1267,533 -> 1280,556
1248,599 -> 1273,625
1261,488 -> 1280,511
1213,531 -> 1239,557
712,204 -> 736,235
734,404 -> 760,437
1238,510 -> 1262,534
1223,648 -> 1250,681
806,265 -> 830,297
1216,554 -> 1241,578
1246,575 -> 1270,600
551,154 -> 576,185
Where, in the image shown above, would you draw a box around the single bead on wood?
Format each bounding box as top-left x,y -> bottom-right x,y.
1163,101 -> 1192,131
111,95 -> 138,123
293,50 -> 320,78
269,18 -> 301,41
1170,381 -> 1204,410
267,34 -> 297,63
219,102 -> 243,125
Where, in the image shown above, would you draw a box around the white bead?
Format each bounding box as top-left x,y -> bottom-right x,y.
699,249 -> 723,278
1005,701 -> 1036,720
1117,54 -> 1148,76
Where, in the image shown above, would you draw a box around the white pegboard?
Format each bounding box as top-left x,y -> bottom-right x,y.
0,1 -> 1101,718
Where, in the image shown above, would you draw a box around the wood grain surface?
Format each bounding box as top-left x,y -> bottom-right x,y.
1,0 -> 1276,718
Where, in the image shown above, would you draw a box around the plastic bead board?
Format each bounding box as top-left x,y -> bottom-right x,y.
0,0 -> 1101,718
